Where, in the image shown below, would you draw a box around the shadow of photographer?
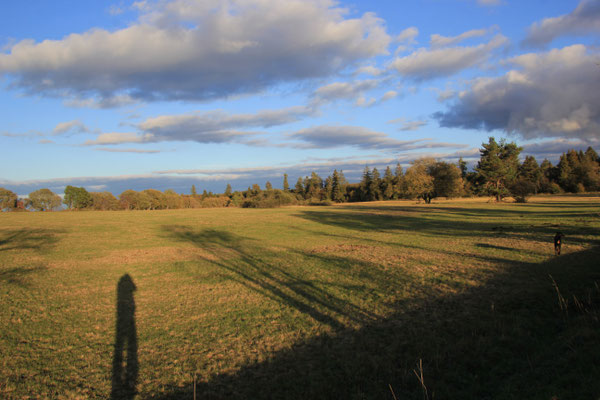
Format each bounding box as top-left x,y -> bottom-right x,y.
111,274 -> 138,400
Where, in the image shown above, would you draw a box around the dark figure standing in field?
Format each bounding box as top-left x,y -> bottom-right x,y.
111,274 -> 138,400
554,232 -> 564,256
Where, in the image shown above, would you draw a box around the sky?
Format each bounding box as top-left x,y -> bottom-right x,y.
1,0 -> 599,196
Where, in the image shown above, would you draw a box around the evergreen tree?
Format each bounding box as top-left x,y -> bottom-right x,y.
324,176 -> 333,200
584,146 -> 599,163
370,168 -> 382,201
283,174 -> 290,192
191,185 -> 197,196
394,163 -> 404,199
225,184 -> 232,197
338,170 -> 348,201
359,166 -> 372,201
475,137 -> 522,201
557,152 -> 577,192
518,155 -> 542,193
458,157 -> 468,179
265,181 -> 273,190
382,166 -> 395,200
294,177 -> 304,197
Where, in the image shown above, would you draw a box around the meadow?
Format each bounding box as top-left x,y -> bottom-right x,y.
1,195 -> 599,399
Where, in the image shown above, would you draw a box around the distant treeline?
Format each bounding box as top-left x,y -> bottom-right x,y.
1,138 -> 599,211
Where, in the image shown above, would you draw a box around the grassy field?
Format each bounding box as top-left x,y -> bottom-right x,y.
1,195 -> 599,399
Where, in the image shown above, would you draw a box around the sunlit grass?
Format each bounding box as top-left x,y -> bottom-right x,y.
1,195 -> 599,399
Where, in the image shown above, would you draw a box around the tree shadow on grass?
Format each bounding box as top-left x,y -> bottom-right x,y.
296,207 -> 599,246
0,265 -> 48,286
162,226 -> 381,330
111,274 -> 139,400
0,228 -> 64,252
154,225 -> 600,399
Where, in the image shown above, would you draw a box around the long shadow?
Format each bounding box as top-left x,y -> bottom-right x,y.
163,226 -> 380,330
152,242 -> 600,399
111,274 -> 139,400
0,228 -> 64,252
296,207 -> 599,246
0,265 -> 48,286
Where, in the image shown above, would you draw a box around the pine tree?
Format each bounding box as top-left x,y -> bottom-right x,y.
283,174 -> 290,192
191,185 -> 197,196
382,166 -> 395,200
394,163 -> 404,199
359,166 -> 372,201
370,168 -> 382,201
458,157 -> 468,179
294,177 -> 304,196
476,137 -> 521,201
324,176 -> 333,200
225,184 -> 232,197
518,155 -> 542,193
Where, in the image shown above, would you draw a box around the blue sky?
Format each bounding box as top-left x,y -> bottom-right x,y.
1,0 -> 599,195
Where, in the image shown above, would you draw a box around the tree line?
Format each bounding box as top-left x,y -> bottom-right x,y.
1,138 -> 599,211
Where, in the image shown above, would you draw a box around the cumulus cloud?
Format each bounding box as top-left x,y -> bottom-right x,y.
391,34 -> 508,81
53,120 -> 90,135
288,125 -> 465,150
0,0 -> 390,104
523,0 -> 600,47
433,45 -> 600,140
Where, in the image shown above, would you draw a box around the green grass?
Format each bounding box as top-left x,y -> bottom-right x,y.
1,195 -> 599,399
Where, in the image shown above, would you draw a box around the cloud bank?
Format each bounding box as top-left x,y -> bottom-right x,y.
434,45 -> 600,140
0,0 -> 390,104
523,0 -> 600,47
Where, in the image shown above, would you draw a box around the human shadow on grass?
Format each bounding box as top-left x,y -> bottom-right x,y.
154,227 -> 599,399
111,274 -> 138,400
0,228 -> 63,252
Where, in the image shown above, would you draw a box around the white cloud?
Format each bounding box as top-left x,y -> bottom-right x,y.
395,27 -> 419,44
523,0 -> 600,47
434,45 -> 600,140
381,90 -> 399,102
85,132 -> 150,145
95,147 -> 162,153
53,120 -> 90,135
430,28 -> 492,48
311,80 -> 379,105
84,105 -> 314,146
0,0 -> 390,104
391,34 -> 508,81
387,117 -> 427,131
